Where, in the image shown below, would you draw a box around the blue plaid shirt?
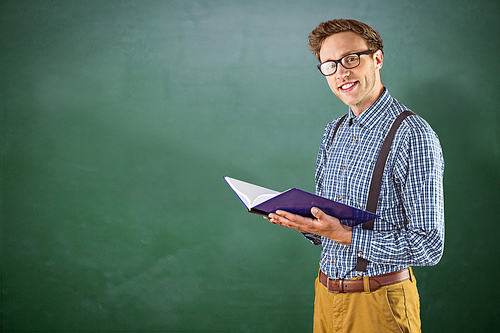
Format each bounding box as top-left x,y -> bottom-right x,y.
305,89 -> 445,279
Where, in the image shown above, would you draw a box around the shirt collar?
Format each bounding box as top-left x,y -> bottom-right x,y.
347,88 -> 392,129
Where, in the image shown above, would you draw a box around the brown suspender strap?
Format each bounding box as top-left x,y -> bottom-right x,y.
355,110 -> 415,272
328,114 -> 347,149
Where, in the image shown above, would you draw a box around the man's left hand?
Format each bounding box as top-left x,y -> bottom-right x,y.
266,207 -> 352,246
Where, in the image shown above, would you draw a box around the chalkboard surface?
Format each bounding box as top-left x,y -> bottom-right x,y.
1,0 -> 499,332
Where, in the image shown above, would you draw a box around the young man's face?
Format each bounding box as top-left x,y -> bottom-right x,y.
319,31 -> 384,115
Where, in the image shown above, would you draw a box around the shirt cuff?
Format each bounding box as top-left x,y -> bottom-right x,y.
350,226 -> 373,260
302,232 -> 322,245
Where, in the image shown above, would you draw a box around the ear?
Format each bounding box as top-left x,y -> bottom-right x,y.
373,49 -> 383,70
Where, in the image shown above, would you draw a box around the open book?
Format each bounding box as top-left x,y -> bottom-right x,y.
224,177 -> 379,227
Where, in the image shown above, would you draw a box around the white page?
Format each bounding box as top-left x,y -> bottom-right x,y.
224,177 -> 280,208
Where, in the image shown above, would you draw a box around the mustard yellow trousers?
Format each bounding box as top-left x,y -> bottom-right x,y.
313,268 -> 421,333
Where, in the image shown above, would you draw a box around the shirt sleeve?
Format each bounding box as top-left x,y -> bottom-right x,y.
351,120 -> 445,267
302,232 -> 322,245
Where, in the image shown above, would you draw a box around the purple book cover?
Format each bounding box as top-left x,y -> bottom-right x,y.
225,177 -> 379,227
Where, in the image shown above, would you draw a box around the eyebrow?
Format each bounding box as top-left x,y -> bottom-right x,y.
320,50 -> 363,63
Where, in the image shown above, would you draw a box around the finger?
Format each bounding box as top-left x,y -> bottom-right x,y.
267,213 -> 283,225
270,211 -> 311,233
269,212 -> 293,226
268,212 -> 286,222
275,210 -> 303,222
311,207 -> 324,220
264,215 -> 278,224
311,207 -> 339,226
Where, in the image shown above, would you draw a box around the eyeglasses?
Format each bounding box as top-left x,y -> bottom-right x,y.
317,50 -> 374,76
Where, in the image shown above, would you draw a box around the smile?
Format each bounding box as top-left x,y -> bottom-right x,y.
340,81 -> 357,92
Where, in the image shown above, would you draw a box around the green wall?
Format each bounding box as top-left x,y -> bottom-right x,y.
1,0 -> 499,331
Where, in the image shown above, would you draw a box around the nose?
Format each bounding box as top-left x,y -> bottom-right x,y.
335,64 -> 351,80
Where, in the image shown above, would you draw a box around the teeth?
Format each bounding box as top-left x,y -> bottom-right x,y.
341,82 -> 355,90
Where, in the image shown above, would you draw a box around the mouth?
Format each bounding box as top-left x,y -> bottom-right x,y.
339,81 -> 358,92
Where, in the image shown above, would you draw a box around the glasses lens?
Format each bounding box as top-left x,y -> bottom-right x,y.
320,62 -> 337,76
342,54 -> 360,69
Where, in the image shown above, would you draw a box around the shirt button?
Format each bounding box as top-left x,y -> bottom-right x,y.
343,165 -> 346,170
329,259 -> 333,263
352,136 -> 356,141
358,251 -> 363,255
338,196 -> 342,201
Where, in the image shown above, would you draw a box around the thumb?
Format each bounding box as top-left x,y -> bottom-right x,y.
311,207 -> 324,219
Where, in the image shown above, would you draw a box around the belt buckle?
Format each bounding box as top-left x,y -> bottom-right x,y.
327,277 -> 343,293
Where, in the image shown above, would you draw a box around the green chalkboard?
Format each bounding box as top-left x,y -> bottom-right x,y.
1,0 -> 499,332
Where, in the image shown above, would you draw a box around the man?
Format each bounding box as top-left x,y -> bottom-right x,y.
267,19 -> 444,332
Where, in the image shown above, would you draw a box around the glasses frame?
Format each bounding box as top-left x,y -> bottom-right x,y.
317,50 -> 374,76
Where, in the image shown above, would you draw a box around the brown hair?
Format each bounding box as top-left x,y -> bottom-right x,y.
308,19 -> 384,62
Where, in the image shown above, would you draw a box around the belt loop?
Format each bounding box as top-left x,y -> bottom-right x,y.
363,276 -> 371,293
408,267 -> 413,282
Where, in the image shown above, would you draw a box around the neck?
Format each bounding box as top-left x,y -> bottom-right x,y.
350,84 -> 385,117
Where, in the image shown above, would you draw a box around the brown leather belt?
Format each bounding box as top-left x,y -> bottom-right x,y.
319,268 -> 410,293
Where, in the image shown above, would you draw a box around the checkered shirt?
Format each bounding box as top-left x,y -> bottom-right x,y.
304,89 -> 445,279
